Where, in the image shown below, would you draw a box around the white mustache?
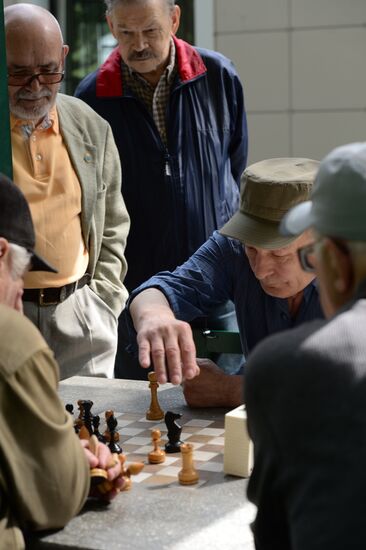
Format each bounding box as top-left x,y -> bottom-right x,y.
17,90 -> 52,100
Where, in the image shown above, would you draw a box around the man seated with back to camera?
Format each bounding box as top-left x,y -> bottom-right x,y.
245,142 -> 366,550
127,158 -> 324,407
0,174 -> 124,549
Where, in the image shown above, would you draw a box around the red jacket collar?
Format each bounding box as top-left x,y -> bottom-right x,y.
96,36 -> 207,98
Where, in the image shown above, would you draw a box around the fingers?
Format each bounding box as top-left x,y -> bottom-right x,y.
137,320 -> 199,385
81,443 -> 99,468
138,337 -> 151,369
98,447 -> 122,480
178,332 -> 200,381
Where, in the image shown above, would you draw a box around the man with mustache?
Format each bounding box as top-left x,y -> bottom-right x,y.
5,3 -> 130,379
75,0 -> 248,378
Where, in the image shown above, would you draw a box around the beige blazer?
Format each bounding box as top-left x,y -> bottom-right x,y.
57,94 -> 129,316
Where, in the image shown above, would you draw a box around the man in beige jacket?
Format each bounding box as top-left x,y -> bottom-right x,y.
5,3 -> 130,378
0,173 -> 123,549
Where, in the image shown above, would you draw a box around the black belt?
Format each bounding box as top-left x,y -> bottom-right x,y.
23,274 -> 90,306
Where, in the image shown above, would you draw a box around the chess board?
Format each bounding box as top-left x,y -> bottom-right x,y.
111,412 -> 225,488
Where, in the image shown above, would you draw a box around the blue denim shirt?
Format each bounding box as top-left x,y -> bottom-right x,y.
129,231 -> 324,360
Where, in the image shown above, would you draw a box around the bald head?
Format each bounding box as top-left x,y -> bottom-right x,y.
5,3 -> 63,45
5,4 -> 68,124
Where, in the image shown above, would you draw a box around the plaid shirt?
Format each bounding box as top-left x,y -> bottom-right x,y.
121,39 -> 177,146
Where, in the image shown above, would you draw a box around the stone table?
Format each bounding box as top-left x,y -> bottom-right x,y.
29,376 -> 256,550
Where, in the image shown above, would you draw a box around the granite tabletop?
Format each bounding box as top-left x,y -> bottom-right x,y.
29,376 -> 256,550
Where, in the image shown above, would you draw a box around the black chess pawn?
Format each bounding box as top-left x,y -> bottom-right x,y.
92,415 -> 106,443
164,411 -> 183,453
65,403 -> 79,434
65,403 -> 74,415
106,413 -> 122,454
78,399 -> 94,436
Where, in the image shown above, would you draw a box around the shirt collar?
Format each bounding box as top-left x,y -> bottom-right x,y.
302,278 -> 318,303
10,105 -> 59,136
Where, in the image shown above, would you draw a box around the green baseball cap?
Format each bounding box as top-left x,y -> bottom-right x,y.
220,157 -> 319,249
281,143 -> 366,240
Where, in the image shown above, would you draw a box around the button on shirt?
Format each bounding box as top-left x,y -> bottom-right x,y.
129,231 -> 324,361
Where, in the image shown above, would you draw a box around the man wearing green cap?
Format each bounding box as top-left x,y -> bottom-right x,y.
128,157 -> 324,406
245,142 -> 366,550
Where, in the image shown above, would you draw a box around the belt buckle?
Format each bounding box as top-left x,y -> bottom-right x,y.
39,289 -> 58,307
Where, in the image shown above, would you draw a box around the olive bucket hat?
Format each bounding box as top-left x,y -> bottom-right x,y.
220,157 -> 319,249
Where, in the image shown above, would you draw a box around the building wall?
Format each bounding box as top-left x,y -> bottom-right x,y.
214,0 -> 366,164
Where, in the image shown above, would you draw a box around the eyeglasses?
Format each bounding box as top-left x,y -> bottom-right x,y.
7,71 -> 65,87
298,237 -> 350,273
297,242 -> 318,272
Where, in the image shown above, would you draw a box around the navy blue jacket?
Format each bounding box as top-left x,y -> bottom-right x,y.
75,37 -> 248,291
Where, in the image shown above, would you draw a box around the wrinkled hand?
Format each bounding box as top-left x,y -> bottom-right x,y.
182,358 -> 243,408
136,311 -> 200,385
80,438 -> 124,500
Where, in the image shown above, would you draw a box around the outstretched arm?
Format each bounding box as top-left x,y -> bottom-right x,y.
129,288 -> 200,385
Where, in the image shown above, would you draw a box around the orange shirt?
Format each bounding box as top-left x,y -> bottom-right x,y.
11,108 -> 89,288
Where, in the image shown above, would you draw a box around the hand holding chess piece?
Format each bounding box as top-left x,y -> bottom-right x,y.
148,429 -> 166,464
83,435 -> 125,500
146,371 -> 164,420
178,443 -> 199,485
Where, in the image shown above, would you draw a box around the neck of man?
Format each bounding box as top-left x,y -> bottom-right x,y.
287,290 -> 304,318
139,68 -> 165,88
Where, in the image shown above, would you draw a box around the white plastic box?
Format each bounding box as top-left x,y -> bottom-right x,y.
224,404 -> 253,478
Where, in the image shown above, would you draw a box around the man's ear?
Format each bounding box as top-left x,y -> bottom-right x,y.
171,5 -> 181,35
62,44 -> 70,60
0,238 -> 10,269
323,238 -> 353,296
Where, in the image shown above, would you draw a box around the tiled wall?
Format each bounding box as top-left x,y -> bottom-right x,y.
215,0 -> 366,164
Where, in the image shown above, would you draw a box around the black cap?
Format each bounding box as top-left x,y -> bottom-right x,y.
0,173 -> 57,272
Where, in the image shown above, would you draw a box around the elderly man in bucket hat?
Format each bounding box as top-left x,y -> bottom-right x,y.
245,142 -> 366,550
128,157 -> 324,407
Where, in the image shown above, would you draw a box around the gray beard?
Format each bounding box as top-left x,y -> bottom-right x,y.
10,99 -> 54,123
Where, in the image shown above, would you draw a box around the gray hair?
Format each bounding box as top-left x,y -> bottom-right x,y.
105,0 -> 175,15
8,243 -> 31,279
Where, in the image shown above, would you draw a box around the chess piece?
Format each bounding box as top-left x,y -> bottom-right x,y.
164,411 -> 183,453
146,371 -> 164,421
77,399 -> 94,436
178,443 -> 199,485
89,435 -> 109,487
105,411 -> 122,454
78,424 -> 90,440
66,403 -> 79,434
92,415 -> 106,443
148,429 -> 166,464
118,453 -> 144,491
65,403 -> 74,415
